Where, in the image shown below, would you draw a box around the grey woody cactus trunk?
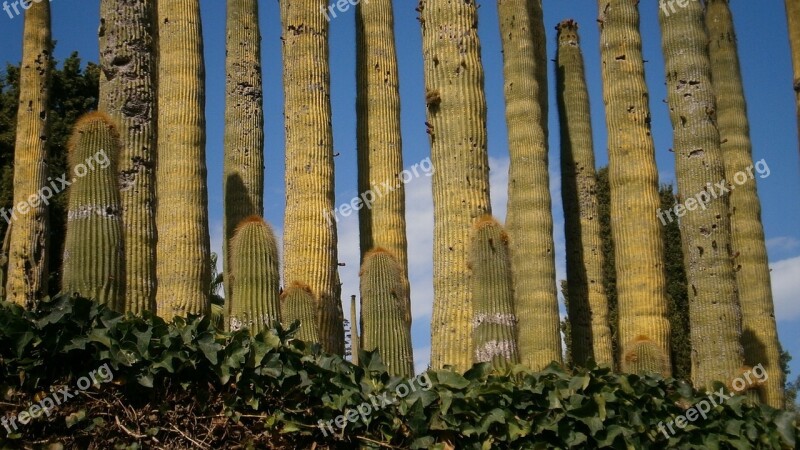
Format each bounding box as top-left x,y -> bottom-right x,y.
355,0 -> 410,329
597,0 -> 671,376
98,0 -> 157,314
705,0 -> 784,407
787,0 -> 800,153
155,0 -> 212,320
469,216 -> 519,368
497,0 -> 561,371
224,0 -> 265,307
62,113 -> 125,309
659,0 -> 744,388
280,0 -> 343,355
6,1 -> 51,306
359,248 -> 414,377
555,20 -> 614,368
419,0 -> 492,372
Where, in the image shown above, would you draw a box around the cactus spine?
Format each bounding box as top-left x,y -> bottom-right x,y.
224,0 -> 264,307
355,0 -> 410,329
787,0 -> 800,153
596,0 -> 671,376
469,216 -> 519,368
497,0 -> 561,371
555,20 -> 614,368
281,282 -> 320,344
98,0 -> 157,314
659,0 -> 744,388
280,0 -> 343,355
62,112 -> 125,309
6,1 -> 51,306
228,216 -> 279,334
155,0 -> 211,320
419,0 -> 492,372
622,335 -> 669,375
359,248 -> 414,377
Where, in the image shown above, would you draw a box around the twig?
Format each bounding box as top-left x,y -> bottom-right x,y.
356,436 -> 403,449
169,424 -> 211,449
115,415 -> 146,439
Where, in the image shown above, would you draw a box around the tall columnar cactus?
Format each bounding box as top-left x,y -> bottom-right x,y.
359,248 -> 414,377
355,0 -> 410,328
350,294 -> 360,365
280,0 -> 343,355
224,0 -> 265,305
787,0 -> 800,152
6,1 -> 51,306
155,0 -> 211,320
555,20 -> 614,368
98,0 -> 157,314
62,112 -> 125,309
705,0 -> 784,406
281,282 -> 320,344
497,0 -> 561,371
469,216 -> 519,367
418,0 -> 492,372
659,0 -> 745,388
596,0 -> 671,376
227,216 -> 280,334
622,335 -> 669,375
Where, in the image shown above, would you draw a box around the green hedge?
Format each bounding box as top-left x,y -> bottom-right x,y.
0,295 -> 797,449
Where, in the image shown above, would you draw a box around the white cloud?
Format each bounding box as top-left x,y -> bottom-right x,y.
766,236 -> 800,253
770,255 -> 800,322
414,345 -> 431,374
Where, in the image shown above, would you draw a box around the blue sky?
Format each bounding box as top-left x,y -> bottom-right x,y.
1,1 -> 798,379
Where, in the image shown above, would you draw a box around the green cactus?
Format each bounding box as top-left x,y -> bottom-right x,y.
281,282 -> 320,344
155,0 -> 212,320
6,0 -> 51,306
419,0 -> 492,372
469,216 -> 519,368
98,0 -> 157,314
227,216 -> 280,334
787,0 -> 800,153
706,0 -> 785,408
622,336 -> 669,375
659,0 -> 744,388
350,294 -> 360,365
597,0 -> 671,376
61,112 -> 125,309
359,248 -> 414,378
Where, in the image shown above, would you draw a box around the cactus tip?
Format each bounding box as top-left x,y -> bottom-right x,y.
68,111 -> 119,154
281,281 -> 314,300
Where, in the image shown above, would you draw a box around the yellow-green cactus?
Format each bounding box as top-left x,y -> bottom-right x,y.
787,0 -> 800,152
224,0 -> 264,305
469,216 -> 519,368
61,112 -> 125,310
418,0 -> 492,372
355,0 -> 410,329
98,0 -> 157,314
659,0 -> 744,388
497,0 -> 561,371
280,0 -> 343,355
359,248 -> 414,377
227,216 -> 279,335
350,294 -> 360,365
596,0 -> 671,376
555,20 -> 613,368
622,335 -> 669,375
155,0 -> 211,320
6,0 -> 51,306
281,282 -> 320,344
706,0 -> 784,406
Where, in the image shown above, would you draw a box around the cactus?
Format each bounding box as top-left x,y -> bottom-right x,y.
497,0 -> 561,371
596,0 -> 671,376
355,0 -> 411,329
787,0 -> 800,153
659,0 -> 745,388
98,0 -> 158,314
61,112 -> 125,309
622,335 -> 669,375
224,0 -> 265,306
418,0 -> 492,372
706,0 -> 785,408
280,0 -> 343,355
555,20 -> 614,368
227,216 -> 280,334
359,248 -> 414,378
281,282 -> 320,344
155,0 -> 212,320
6,0 -> 51,306
469,216 -> 519,367
350,294 -> 360,365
